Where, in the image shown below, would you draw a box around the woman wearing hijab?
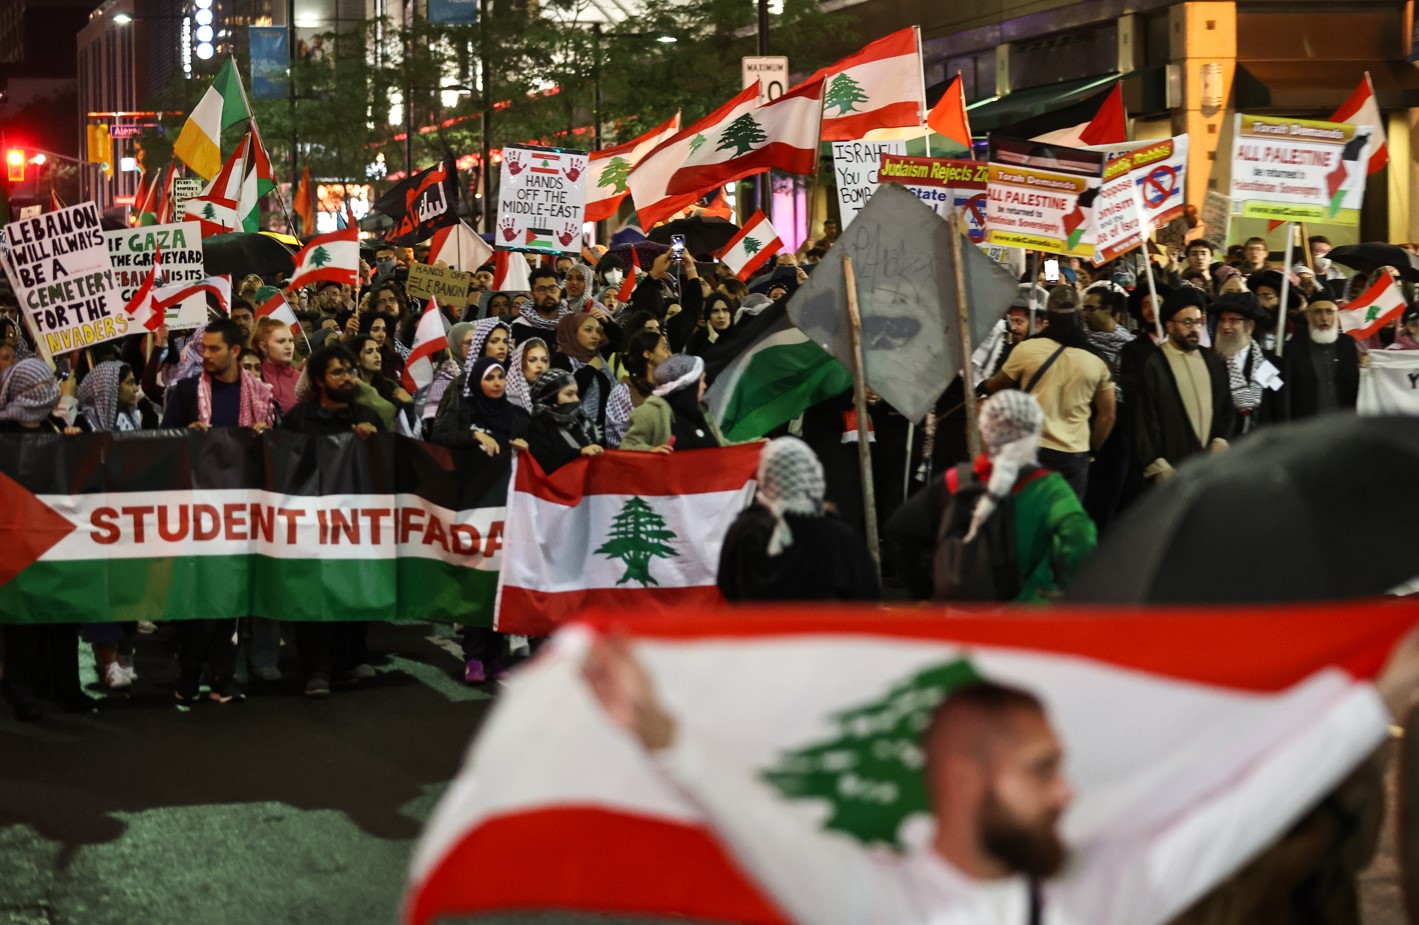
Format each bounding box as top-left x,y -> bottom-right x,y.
422,321 -> 478,431
430,355 -> 528,456
684,292 -> 736,357
717,436 -> 879,602
506,337 -> 551,413
563,263 -> 606,316
620,353 -> 726,452
553,312 -> 633,446
524,368 -> 604,475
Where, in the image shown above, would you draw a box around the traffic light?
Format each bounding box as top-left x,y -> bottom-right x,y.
5,149 -> 23,183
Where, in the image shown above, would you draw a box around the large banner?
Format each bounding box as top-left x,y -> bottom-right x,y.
2,201 -> 128,355
1359,351 -> 1419,416
248,26 -> 289,101
0,430 -> 507,625
985,136 -> 1105,258
1093,135 -> 1190,265
1229,115 -> 1370,226
496,145 -> 588,255
372,158 -> 462,247
878,154 -> 989,243
104,221 -> 208,329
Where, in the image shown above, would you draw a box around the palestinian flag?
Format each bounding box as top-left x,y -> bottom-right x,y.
1339,274 -> 1407,339
0,430 -> 508,624
406,600 -> 1418,925
703,302 -> 853,441
493,445 -> 762,637
524,227 -> 557,250
717,211 -> 783,281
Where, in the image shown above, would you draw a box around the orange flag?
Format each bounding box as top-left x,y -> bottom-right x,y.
294,163 -> 316,236
926,74 -> 972,150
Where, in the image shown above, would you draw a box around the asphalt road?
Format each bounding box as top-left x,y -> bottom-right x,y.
0,621 -> 1409,925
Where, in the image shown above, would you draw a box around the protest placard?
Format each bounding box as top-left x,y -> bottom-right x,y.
1202,189 -> 1233,251
985,137 -> 1105,258
104,221 -> 207,329
496,145 -> 588,255
3,201 -> 129,355
832,139 -> 907,229
407,262 -> 475,304
1092,135 -> 1190,265
1359,351 -> 1419,416
1229,115 -> 1370,225
170,177 -> 204,222
878,154 -> 990,242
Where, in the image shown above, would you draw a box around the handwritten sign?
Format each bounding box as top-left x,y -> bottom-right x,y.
1229,115 -> 1369,226
496,145 -> 588,255
832,140 -> 907,229
406,263 -> 475,304
104,221 -> 207,329
170,178 -> 204,224
1092,135 -> 1190,265
3,201 -> 129,355
879,154 -> 989,241
1201,189 -> 1233,251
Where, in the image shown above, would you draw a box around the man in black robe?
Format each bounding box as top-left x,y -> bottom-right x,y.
1276,300 -> 1359,421
1135,299 -> 1234,485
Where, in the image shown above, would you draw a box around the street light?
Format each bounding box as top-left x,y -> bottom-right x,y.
112,12 -> 133,24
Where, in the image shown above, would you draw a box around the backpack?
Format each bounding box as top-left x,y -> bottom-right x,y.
932,462 -> 1046,603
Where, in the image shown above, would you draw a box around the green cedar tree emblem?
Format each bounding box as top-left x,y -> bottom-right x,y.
716,114 -> 768,156
824,73 -> 871,116
201,203 -> 217,221
309,244 -> 332,267
595,496 -> 679,586
761,657 -> 982,849
1365,304 -> 1382,323
598,156 -> 633,195
688,133 -> 707,154
742,236 -> 762,256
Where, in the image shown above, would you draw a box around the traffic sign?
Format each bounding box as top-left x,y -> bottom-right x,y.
742,56 -> 789,103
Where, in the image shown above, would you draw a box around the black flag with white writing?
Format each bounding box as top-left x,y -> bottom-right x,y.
373,157 -> 462,246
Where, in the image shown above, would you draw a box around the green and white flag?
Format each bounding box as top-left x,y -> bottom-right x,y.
173,58 -> 251,180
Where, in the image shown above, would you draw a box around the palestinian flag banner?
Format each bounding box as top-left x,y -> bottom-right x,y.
1339,273 -> 1406,339
493,445 -> 762,637
406,601 -> 1418,925
703,302 -> 853,441
0,430 -> 508,625
717,210 -> 784,281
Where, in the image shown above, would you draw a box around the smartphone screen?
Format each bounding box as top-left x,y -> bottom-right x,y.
1043,258 -> 1060,283
671,234 -> 686,260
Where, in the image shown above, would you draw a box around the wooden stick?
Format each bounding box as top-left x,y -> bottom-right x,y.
947,210 -> 982,459
843,255 -> 882,576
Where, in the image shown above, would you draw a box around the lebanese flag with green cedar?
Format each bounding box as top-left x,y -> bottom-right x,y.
1339,273 -> 1406,339
717,210 -> 783,281
493,445 -> 762,637
288,226 -> 361,291
407,601 -> 1418,925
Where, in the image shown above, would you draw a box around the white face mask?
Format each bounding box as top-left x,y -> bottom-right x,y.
603,269 -> 623,287
1314,255 -> 1331,272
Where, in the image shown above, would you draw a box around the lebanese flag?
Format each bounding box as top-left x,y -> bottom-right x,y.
1332,73 -> 1388,175
616,248 -> 640,304
287,227 -> 360,292
492,444 -> 763,637
665,80 -> 823,199
184,138 -> 246,237
796,27 -> 925,142
1029,83 -> 1128,147
153,275 -> 232,316
1339,274 -> 1407,339
628,85 -> 762,229
492,249 -> 532,292
152,163 -> 178,224
427,220 -> 494,271
586,113 -> 682,223
254,290 -> 302,337
402,298 -> 449,393
927,73 -> 972,149
121,251 -> 164,332
717,211 -> 783,281
406,600 -> 1419,925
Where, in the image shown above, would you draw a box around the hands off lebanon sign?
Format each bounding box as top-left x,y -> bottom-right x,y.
496,145 -> 588,255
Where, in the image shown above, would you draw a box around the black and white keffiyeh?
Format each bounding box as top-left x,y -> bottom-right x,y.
969,390 -> 1045,542
754,436 -> 827,556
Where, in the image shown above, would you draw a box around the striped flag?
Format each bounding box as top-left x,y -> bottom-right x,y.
927,73 -> 972,149
492,444 -> 763,637
255,290 -> 301,335
799,27 -> 926,142
294,162 -> 316,235
406,600 -> 1417,925
427,220 -> 494,271
287,227 -> 360,292
1339,274 -> 1407,339
703,302 -> 853,441
586,113 -> 682,223
616,248 -> 640,304
665,80 -> 823,199
120,250 -> 164,332
153,275 -> 232,316
239,127 -> 278,231
716,211 -> 783,281
403,298 -> 449,393
492,250 -> 532,292
172,57 -> 251,180
183,136 -> 247,237
1332,73 -> 1388,176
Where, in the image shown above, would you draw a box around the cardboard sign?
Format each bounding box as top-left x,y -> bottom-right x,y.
1092,135 -> 1190,265
170,178 -> 204,223
406,262 -> 474,304
832,140 -> 907,229
985,137 -> 1105,258
1201,190 -> 1233,252
879,154 -> 990,242
104,221 -> 208,329
1229,115 -> 1370,226
496,145 -> 588,255
3,201 -> 129,355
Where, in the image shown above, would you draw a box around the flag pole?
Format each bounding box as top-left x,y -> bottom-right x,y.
1275,221 -> 1295,358
230,56 -> 299,237
948,207 -> 982,459
843,254 -> 882,577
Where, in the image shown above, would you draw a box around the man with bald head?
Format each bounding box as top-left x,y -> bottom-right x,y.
584,634 -> 1073,922
1277,299 -> 1359,420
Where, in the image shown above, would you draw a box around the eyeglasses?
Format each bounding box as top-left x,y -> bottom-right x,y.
326,367 -> 355,379
1170,317 -> 1205,329
533,285 -> 560,294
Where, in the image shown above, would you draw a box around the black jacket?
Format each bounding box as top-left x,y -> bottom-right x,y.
1135,344 -> 1235,473
280,399 -> 385,436
1277,333 -> 1360,421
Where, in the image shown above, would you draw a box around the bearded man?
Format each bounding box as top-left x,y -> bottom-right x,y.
1278,300 -> 1359,420
1211,292 -> 1280,437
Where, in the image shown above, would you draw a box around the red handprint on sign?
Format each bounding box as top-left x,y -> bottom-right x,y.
505,150 -> 525,176
563,158 -> 584,183
556,222 -> 579,247
500,216 -> 519,242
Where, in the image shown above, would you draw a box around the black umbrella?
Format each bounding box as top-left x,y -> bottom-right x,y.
647,216 -> 740,257
202,233 -> 295,277
1067,415 -> 1419,604
1327,243 -> 1419,284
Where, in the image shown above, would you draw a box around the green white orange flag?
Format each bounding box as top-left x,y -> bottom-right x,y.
585,113 -> 681,223
173,57 -> 251,180
1339,273 -> 1406,339
406,600 -> 1419,925
716,210 -> 783,281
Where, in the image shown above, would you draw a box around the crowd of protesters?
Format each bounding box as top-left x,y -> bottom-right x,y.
0,219 -> 1405,720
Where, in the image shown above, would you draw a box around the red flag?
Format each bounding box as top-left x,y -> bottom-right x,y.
798,27 -> 925,141
1079,84 -> 1127,147
617,249 -> 640,304
402,298 -> 449,393
121,247 -> 164,331
294,163 -> 316,235
926,74 -> 972,150
1331,73 -> 1388,175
